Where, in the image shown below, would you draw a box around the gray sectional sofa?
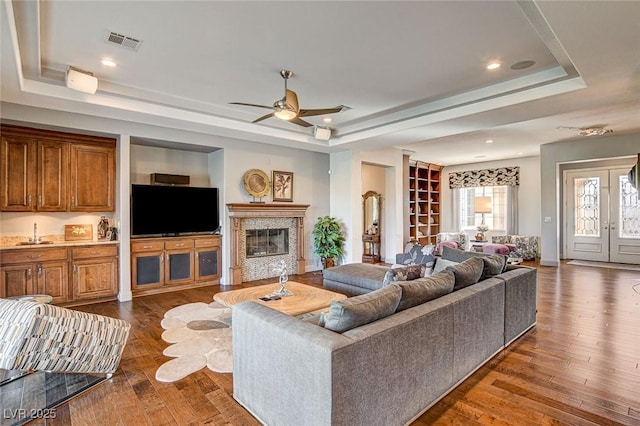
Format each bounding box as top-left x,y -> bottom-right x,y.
232,247 -> 537,426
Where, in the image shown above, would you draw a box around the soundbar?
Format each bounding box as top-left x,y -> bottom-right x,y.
150,173 -> 190,186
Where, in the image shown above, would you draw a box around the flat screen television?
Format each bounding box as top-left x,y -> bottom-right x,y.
131,184 -> 219,236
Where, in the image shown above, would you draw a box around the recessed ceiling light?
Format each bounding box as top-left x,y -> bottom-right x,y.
486,62 -> 501,70
323,117 -> 332,123
101,59 -> 117,67
485,139 -> 493,144
517,152 -> 524,156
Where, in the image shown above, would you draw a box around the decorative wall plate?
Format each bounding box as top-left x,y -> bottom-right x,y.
243,169 -> 270,198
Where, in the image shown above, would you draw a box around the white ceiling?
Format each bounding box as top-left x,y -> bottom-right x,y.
1,1 -> 639,165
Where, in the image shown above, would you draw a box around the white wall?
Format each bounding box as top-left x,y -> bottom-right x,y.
116,134 -> 131,301
329,150 -> 355,262
540,132 -> 640,266
330,147 -> 405,264
362,163 -> 386,195
130,145 -> 211,186
440,155 -> 542,238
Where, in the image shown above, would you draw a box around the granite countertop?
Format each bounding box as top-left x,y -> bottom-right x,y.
0,235 -> 119,250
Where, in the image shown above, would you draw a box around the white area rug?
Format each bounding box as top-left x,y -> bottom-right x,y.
567,260 -> 640,271
155,301 -> 232,383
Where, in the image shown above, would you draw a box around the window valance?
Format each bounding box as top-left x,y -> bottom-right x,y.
448,166 -> 519,188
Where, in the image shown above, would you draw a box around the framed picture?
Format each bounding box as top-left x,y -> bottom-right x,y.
272,171 -> 293,202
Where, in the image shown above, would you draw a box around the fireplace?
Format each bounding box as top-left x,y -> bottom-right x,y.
246,228 -> 289,258
227,203 -> 310,284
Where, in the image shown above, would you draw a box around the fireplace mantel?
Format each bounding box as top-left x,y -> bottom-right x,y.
226,203 -> 310,285
227,203 -> 310,218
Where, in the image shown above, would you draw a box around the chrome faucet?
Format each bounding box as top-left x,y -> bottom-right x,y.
30,222 -> 40,243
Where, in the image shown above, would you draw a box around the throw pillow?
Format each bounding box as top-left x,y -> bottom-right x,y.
481,254 -> 508,279
445,257 -> 484,291
382,264 -> 426,286
323,285 -> 402,333
432,257 -> 458,274
395,243 -> 436,268
395,270 -> 455,312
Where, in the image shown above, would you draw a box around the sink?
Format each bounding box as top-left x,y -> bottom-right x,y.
16,241 -> 54,246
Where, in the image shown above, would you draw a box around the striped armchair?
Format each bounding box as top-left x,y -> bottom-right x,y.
0,299 -> 130,374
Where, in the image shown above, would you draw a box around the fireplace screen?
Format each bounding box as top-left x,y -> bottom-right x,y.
246,228 -> 289,258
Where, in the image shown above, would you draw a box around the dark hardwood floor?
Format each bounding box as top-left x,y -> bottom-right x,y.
29,261 -> 640,425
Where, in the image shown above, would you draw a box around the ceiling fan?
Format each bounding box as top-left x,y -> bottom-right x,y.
557,125 -> 614,136
230,70 -> 347,127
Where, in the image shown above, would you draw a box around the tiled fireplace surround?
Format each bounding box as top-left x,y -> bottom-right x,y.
227,203 -> 310,284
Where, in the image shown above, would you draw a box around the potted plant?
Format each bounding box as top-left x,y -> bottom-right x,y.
312,216 -> 346,269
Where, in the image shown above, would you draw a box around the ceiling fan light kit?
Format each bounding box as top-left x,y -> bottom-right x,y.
274,109 -> 297,120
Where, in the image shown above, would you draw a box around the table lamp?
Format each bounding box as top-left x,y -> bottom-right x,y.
474,196 -> 492,241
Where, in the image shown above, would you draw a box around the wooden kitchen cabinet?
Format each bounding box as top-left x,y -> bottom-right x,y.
0,125 -> 116,213
1,244 -> 119,305
38,140 -> 69,211
0,136 -> 69,212
1,136 -> 36,211
1,264 -> 36,298
71,245 -> 118,300
36,261 -> 69,302
0,247 -> 70,303
70,143 -> 115,212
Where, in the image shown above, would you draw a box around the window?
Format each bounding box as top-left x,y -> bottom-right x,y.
458,186 -> 508,231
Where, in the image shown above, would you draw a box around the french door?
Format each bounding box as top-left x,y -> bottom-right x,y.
565,167 -> 640,264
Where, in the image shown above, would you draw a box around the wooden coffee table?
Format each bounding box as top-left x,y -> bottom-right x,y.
214,281 -> 346,317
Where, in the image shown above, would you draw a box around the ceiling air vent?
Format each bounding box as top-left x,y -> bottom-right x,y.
105,31 -> 143,51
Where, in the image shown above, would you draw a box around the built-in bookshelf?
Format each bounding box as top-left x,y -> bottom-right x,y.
408,160 -> 442,246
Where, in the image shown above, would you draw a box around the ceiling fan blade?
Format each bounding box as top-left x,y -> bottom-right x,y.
285,89 -> 299,112
298,106 -> 344,117
229,102 -> 274,110
290,117 -> 313,127
252,112 -> 275,123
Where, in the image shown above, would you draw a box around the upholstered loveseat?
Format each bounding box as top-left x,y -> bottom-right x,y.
232,247 -> 537,425
436,231 -> 468,253
491,235 -> 539,260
